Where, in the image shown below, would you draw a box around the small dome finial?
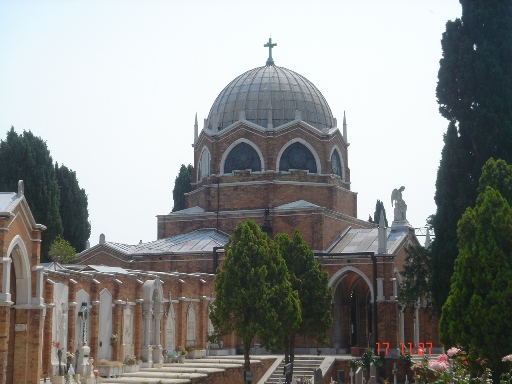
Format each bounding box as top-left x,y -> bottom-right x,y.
264,37 -> 277,66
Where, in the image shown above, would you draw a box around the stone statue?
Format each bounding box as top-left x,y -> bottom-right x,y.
391,186 -> 407,221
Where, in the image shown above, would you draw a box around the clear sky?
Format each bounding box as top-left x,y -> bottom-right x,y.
0,0 -> 462,247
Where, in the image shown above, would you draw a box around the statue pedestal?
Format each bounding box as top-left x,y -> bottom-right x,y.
77,345 -> 91,375
391,220 -> 413,231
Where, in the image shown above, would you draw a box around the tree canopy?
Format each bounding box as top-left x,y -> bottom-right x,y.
172,164 -> 193,212
49,236 -> 77,264
208,220 -> 301,379
0,127 -> 90,261
368,199 -> 388,227
55,163 -> 91,252
431,1 -> 512,312
274,230 -> 332,382
440,158 -> 512,379
398,244 -> 433,311
0,127 -> 63,260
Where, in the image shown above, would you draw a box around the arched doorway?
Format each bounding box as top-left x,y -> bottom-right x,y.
330,267 -> 374,353
4,235 -> 42,383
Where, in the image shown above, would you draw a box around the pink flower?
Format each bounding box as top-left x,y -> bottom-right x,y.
428,360 -> 448,372
503,354 -> 512,363
93,370 -> 99,377
447,347 -> 460,357
438,354 -> 449,363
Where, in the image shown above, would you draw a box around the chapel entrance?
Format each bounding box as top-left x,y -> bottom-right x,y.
331,268 -> 374,353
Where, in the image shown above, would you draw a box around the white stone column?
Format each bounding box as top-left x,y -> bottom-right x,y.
0,258 -> 12,303
32,266 -> 44,306
152,305 -> 163,364
142,307 -> 153,364
377,278 -> 385,302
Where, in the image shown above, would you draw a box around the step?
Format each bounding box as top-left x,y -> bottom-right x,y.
101,378 -> 190,384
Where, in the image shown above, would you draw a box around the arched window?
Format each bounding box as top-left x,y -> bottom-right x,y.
331,150 -> 343,179
198,148 -> 210,182
224,142 -> 262,174
279,142 -> 317,173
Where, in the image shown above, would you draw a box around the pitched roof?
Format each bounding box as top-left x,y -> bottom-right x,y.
329,227 -> 409,254
80,228 -> 229,257
0,192 -> 19,213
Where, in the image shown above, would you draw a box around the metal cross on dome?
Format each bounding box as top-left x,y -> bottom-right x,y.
264,37 -> 277,66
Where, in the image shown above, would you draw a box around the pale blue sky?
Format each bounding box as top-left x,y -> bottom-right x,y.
0,0 -> 461,246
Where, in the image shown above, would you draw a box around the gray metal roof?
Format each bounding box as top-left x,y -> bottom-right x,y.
275,200 -> 320,210
329,228 -> 409,254
169,206 -> 205,215
100,228 -> 229,256
207,65 -> 334,131
0,192 -> 18,212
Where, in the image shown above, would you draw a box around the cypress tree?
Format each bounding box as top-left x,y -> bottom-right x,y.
0,127 -> 63,261
372,200 -> 388,227
432,1 -> 512,312
55,163 -> 91,252
172,164 -> 193,212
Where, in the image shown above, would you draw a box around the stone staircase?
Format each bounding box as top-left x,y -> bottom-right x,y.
99,357 -> 250,384
264,355 -> 325,384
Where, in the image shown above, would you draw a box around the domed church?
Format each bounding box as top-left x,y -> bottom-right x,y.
158,38 -> 359,250
154,39 -> 439,355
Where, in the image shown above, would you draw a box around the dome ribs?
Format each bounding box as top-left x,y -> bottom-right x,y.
205,65 -> 334,132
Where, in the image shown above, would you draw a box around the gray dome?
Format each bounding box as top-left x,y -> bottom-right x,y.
206,65 -> 334,132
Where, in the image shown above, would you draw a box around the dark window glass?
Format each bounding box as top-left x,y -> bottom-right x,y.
279,142 -> 317,173
224,143 -> 261,173
331,150 -> 343,178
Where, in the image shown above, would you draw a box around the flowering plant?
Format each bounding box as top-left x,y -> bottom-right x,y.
110,334 -> 118,345
294,376 -> 312,384
502,354 -> 512,384
52,340 -> 62,350
93,369 -> 99,377
123,354 -> 138,366
410,347 -> 492,383
66,351 -> 74,362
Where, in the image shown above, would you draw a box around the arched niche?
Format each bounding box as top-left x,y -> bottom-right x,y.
198,146 -> 211,182
164,299 -> 176,353
52,283 -> 69,363
141,279 -> 164,364
185,302 -> 196,348
98,288 -> 113,360
276,139 -> 321,174
74,289 -> 91,347
329,146 -> 344,180
220,139 -> 264,174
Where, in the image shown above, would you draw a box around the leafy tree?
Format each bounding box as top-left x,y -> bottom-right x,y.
368,200 -> 388,227
172,164 -> 193,212
432,1 -> 512,312
477,158 -> 512,203
48,236 -> 77,264
274,230 -> 332,383
209,220 -> 301,382
0,127 -> 63,261
398,245 -> 433,311
439,186 -> 512,379
55,163 -> 91,252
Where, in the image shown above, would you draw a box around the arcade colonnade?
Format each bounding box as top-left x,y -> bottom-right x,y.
0,183 -> 218,384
